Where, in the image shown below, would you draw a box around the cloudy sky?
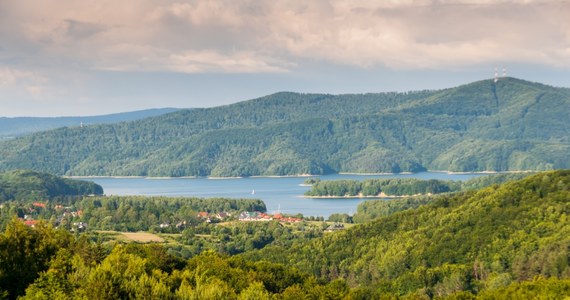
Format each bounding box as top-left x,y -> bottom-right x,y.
1,0 -> 569,117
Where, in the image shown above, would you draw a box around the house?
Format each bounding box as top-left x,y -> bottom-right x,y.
216,212 -> 230,219
176,221 -> 187,229
72,222 -> 87,232
325,223 -> 345,232
32,202 -> 47,209
19,219 -> 38,227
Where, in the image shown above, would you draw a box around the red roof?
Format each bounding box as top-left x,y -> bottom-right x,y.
24,220 -> 39,226
33,202 -> 47,208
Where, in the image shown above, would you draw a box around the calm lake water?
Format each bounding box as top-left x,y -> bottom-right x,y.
88,172 -> 485,218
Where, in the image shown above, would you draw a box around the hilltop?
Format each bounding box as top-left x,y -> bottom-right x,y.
0,77 -> 568,176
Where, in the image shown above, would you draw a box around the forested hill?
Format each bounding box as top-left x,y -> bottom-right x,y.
0,77 -> 568,176
242,170 -> 570,297
0,170 -> 103,202
0,108 -> 180,140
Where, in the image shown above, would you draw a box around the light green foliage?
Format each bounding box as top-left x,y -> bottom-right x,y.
353,196 -> 433,223
0,220 -> 74,299
243,171 -> 570,297
326,173 -> 535,223
1,78 -> 569,176
4,227 -> 339,299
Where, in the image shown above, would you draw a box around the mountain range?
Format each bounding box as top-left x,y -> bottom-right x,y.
0,77 -> 568,177
0,108 -> 180,140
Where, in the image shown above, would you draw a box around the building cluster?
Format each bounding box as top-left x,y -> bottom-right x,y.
19,202 -> 85,232
238,211 -> 303,223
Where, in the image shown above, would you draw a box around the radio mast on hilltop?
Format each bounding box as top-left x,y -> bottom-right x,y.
494,67 -> 499,83
502,66 -> 507,78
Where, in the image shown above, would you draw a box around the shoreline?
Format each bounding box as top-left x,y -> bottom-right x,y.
66,170 -> 534,180
302,192 -> 427,199
338,172 -> 413,175
250,173 -> 313,178
302,195 -> 397,199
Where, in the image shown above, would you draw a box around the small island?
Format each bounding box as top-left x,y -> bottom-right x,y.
303,173 -> 533,198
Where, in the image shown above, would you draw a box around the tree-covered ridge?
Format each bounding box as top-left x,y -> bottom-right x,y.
0,77 -> 569,176
304,172 -> 532,197
0,170 -> 103,202
242,170 -> 570,298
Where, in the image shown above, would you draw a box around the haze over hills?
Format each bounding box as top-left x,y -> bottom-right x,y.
0,108 -> 181,140
0,77 -> 568,177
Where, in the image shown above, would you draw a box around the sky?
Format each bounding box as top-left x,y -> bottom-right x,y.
1,0 -> 569,117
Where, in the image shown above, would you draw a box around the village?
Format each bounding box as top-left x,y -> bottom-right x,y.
15,201 -> 345,233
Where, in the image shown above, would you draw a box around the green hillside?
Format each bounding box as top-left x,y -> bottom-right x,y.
242,170 -> 570,298
0,170 -> 103,202
0,78 -> 568,176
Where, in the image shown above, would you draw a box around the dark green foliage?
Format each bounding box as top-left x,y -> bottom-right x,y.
305,178 -> 460,197
1,78 -> 568,176
242,170 -> 570,297
0,170 -> 103,202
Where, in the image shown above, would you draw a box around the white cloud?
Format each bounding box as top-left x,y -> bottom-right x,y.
1,0 -> 569,74
0,67 -> 47,89
169,50 -> 293,73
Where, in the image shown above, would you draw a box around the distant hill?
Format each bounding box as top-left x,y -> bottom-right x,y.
0,170 -> 103,202
0,77 -> 568,176
0,108 -> 181,139
241,170 -> 570,297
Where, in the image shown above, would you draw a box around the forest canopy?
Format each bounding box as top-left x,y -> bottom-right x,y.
0,170 -> 103,202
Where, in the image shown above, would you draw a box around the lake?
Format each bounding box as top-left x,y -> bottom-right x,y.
88,172 -> 486,218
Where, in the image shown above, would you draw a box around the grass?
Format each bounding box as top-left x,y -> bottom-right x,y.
121,232 -> 165,243
94,230 -> 165,243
